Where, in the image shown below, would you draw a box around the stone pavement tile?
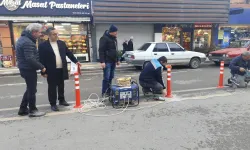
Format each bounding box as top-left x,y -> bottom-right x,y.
1,90 -> 250,149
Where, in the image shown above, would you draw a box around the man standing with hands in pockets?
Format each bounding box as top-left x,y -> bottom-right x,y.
99,25 -> 120,97
39,27 -> 81,111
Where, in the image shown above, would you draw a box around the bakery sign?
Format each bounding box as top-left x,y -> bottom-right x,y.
0,0 -> 91,16
194,24 -> 213,28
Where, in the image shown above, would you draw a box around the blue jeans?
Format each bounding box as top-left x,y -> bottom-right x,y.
102,63 -> 116,94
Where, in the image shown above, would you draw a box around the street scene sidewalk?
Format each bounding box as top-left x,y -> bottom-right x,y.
1,88 -> 250,150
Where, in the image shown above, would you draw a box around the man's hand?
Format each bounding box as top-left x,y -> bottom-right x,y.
41,68 -> 46,73
240,67 -> 246,72
101,63 -> 106,69
76,62 -> 82,67
116,61 -> 120,66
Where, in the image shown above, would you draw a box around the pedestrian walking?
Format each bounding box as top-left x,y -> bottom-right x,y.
15,23 -> 46,117
128,36 -> 134,51
99,24 -> 120,96
39,27 -> 81,111
120,40 -> 128,62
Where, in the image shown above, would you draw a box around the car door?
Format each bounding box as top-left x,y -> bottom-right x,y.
151,43 -> 173,64
167,43 -> 189,64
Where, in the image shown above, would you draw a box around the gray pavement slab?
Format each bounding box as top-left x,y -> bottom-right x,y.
0,88 -> 249,150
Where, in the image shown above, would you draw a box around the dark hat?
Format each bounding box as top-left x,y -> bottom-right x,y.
158,56 -> 168,63
109,24 -> 118,33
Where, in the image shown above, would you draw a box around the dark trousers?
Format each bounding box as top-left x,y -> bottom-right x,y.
47,69 -> 65,106
20,69 -> 38,112
139,80 -> 164,94
102,63 -> 116,94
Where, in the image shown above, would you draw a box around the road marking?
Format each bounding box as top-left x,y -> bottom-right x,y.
0,82 -> 43,87
0,93 -> 44,100
0,91 -> 237,122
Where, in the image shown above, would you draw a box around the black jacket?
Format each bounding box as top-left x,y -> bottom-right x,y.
128,40 -> 134,51
229,55 -> 250,76
39,40 -> 78,81
139,59 -> 165,89
122,42 -> 128,53
98,30 -> 118,63
15,30 -> 44,70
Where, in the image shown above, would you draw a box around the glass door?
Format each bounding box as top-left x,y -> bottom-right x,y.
182,32 -> 191,50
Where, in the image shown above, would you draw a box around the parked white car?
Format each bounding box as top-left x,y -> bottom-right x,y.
124,42 -> 207,69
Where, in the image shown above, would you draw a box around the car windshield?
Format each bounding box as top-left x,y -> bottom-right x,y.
138,43 -> 151,51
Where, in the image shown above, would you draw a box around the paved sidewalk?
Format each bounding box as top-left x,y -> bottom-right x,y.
0,62 -> 134,76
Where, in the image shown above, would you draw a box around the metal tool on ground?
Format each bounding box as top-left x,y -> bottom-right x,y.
217,61 -> 224,88
109,77 -> 140,108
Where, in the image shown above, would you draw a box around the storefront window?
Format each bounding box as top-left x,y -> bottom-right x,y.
193,29 -> 211,49
54,23 -> 88,54
13,22 -> 53,44
162,27 -> 181,44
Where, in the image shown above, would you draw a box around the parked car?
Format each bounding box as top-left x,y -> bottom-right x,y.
124,42 -> 207,70
208,39 -> 250,65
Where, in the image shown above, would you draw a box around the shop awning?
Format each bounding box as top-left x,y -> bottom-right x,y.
0,16 -> 90,22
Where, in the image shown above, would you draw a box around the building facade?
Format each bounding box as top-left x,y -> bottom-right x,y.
91,0 -> 230,61
218,0 -> 250,48
0,0 -> 92,67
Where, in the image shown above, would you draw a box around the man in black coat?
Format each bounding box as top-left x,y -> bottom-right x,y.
39,27 -> 81,111
128,36 -> 134,51
99,25 -> 120,96
15,23 -> 46,117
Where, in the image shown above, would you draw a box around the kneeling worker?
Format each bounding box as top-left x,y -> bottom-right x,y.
139,56 -> 168,97
229,51 -> 250,87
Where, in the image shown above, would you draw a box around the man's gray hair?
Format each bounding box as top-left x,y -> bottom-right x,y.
242,51 -> 250,56
26,23 -> 42,32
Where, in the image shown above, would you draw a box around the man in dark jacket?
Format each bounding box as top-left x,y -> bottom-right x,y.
15,23 -> 46,117
228,51 -> 250,87
39,27 -> 81,111
139,56 -> 168,97
120,40 -> 128,62
127,36 -> 134,51
99,25 -> 120,96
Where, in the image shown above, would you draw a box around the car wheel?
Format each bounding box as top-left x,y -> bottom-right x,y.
142,61 -> 150,69
189,57 -> 201,69
214,62 -> 220,66
135,66 -> 142,70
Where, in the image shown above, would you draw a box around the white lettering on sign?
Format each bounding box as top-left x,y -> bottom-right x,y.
0,0 -> 90,11
0,0 -> 21,11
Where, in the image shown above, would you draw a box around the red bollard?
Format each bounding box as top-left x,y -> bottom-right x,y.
217,61 -> 225,88
165,65 -> 173,98
74,72 -> 83,108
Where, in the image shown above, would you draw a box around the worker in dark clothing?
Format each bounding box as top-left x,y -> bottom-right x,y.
139,56 -> 168,97
127,36 -> 134,51
228,51 -> 250,87
120,40 -> 128,62
99,25 -> 120,96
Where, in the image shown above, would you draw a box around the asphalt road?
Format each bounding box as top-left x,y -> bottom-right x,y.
2,63 -> 250,149
0,63 -> 231,111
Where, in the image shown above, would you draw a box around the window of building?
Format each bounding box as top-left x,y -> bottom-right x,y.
193,29 -> 212,49
168,43 -> 184,52
153,43 -> 169,52
54,23 -> 88,54
162,27 -> 181,44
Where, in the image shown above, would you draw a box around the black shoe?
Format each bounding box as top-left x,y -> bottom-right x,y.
59,101 -> 70,106
29,110 -> 46,117
51,105 -> 59,111
18,108 -> 29,116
